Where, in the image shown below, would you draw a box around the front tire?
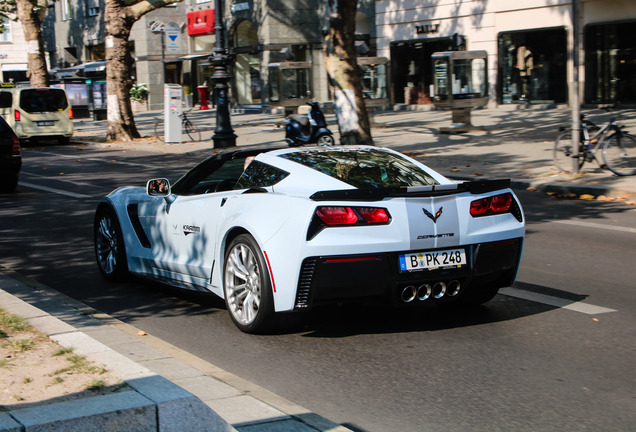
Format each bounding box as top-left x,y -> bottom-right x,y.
603,133 -> 636,176
223,234 -> 275,333
184,119 -> 201,141
94,206 -> 128,281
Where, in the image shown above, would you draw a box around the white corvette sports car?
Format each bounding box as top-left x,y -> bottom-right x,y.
94,145 -> 525,333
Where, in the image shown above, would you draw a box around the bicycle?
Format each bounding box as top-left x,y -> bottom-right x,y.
553,112 -> 636,176
154,110 -> 202,142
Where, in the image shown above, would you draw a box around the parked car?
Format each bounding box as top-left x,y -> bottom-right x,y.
0,115 -> 21,192
94,146 -> 525,333
0,87 -> 73,144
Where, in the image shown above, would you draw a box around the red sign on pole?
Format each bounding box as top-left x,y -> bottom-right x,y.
187,9 -> 215,36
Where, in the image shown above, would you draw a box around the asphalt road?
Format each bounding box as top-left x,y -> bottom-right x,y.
1,143 -> 635,432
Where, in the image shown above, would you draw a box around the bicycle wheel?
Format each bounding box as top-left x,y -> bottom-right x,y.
603,133 -> 636,176
154,120 -> 164,141
553,131 -> 584,173
184,119 -> 201,141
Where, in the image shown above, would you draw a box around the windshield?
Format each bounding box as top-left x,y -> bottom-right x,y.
279,148 -> 438,188
19,89 -> 69,113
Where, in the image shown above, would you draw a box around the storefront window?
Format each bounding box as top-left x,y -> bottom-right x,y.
360,63 -> 387,100
232,20 -> 261,105
281,68 -> 310,100
585,21 -> 636,104
390,38 -> 461,104
498,28 -> 567,104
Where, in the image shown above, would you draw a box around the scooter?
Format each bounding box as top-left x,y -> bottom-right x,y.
285,102 -> 335,146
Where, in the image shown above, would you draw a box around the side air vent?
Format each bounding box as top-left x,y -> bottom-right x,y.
295,257 -> 318,309
127,204 -> 151,249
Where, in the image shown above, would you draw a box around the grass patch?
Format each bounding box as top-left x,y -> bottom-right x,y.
0,309 -> 32,333
0,359 -> 9,368
52,347 -> 74,357
53,354 -> 107,376
3,338 -> 36,352
87,379 -> 106,391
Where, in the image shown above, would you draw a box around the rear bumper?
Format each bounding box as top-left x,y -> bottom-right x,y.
293,238 -> 523,309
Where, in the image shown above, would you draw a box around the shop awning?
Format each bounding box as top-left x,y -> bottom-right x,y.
84,61 -> 106,72
180,53 -> 211,61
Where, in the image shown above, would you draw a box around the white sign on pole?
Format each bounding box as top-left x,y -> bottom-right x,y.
165,29 -> 180,53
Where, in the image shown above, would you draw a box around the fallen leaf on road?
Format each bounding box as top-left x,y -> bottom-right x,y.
137,331 -> 147,336
474,172 -> 484,176
579,194 -> 595,200
451,168 -> 461,172
526,186 -> 537,191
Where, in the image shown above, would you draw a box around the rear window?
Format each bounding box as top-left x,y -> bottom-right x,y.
279,148 -> 439,188
19,89 -> 69,113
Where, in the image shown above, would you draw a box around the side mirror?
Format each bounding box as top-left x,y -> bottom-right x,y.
146,178 -> 171,197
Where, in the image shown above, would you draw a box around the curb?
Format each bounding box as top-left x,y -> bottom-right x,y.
0,269 -> 352,432
0,273 -> 234,432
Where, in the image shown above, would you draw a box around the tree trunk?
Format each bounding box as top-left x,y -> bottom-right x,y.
15,0 -> 49,87
324,0 -> 372,145
105,0 -> 139,141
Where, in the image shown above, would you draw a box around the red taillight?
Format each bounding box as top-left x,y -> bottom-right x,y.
357,207 -> 390,224
315,206 -> 391,226
469,198 -> 490,216
11,135 -> 21,156
69,108 -> 73,119
490,193 -> 512,212
14,110 -> 20,121
316,206 -> 359,225
470,193 -> 514,217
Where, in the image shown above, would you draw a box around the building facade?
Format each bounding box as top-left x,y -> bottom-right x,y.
44,0 -> 376,112
0,14 -> 29,83
376,0 -> 636,107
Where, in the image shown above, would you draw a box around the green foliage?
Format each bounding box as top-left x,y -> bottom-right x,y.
130,83 -> 149,102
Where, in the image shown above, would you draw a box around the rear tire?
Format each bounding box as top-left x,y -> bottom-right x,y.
553,131 -> 583,173
154,121 -> 164,141
603,133 -> 636,176
94,206 -> 128,281
317,134 -> 335,146
0,175 -> 18,193
223,234 -> 275,333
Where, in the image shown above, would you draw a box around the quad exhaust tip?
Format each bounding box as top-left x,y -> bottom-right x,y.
401,280 -> 461,303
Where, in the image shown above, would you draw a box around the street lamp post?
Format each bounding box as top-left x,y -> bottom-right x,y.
210,0 -> 236,148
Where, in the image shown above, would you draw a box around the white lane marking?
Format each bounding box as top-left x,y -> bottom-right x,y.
553,220 -> 636,234
500,287 -> 617,315
19,181 -> 91,199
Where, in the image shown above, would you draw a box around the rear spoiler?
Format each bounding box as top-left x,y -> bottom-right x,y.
310,179 -> 511,202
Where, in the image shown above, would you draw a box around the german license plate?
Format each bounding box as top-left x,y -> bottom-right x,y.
399,248 -> 466,272
37,121 -> 54,126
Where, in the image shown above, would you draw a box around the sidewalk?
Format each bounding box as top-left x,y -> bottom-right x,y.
0,267 -> 352,432
74,104 -> 636,200
3,104 -> 635,431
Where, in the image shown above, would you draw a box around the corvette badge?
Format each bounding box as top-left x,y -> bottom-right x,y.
423,207 -> 443,223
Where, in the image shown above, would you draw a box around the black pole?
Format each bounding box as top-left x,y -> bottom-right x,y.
210,0 -> 236,148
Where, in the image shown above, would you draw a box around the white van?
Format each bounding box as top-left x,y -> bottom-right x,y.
0,87 -> 74,144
